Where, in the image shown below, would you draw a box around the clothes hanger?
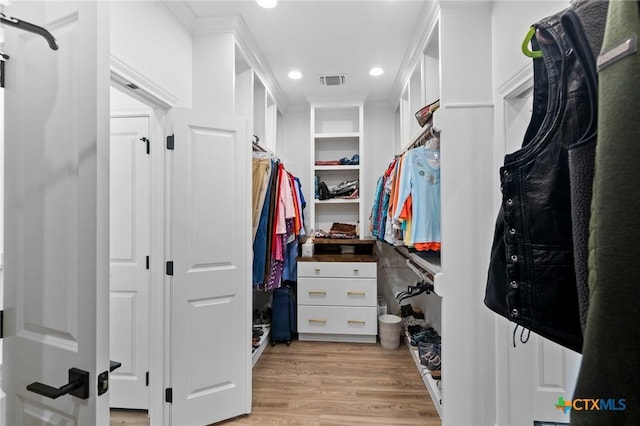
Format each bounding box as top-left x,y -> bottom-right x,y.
521,26 -> 542,59
0,51 -> 7,89
0,12 -> 59,50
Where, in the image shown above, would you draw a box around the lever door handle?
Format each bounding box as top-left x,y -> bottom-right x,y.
27,368 -> 89,400
110,360 -> 122,373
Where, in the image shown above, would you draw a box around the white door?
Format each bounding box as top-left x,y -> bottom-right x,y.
508,328 -> 582,424
169,108 -> 251,425
2,1 -> 110,426
109,116 -> 150,409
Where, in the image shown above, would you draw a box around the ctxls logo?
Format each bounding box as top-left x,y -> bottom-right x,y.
555,396 -> 627,413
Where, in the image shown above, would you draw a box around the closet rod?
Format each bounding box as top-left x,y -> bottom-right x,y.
0,12 -> 59,50
400,122 -> 440,154
394,246 -> 436,284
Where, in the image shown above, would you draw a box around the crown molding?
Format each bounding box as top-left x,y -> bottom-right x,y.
162,1 -> 289,113
162,0 -> 196,33
388,1 -> 440,108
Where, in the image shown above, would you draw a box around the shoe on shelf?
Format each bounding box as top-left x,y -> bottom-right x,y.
427,354 -> 441,372
400,304 -> 424,319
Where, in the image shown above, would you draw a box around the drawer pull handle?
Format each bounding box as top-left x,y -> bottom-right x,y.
347,291 -> 366,296
353,269 -> 359,273
309,318 -> 327,323
308,291 -> 327,296
348,320 -> 366,324
314,268 -> 321,272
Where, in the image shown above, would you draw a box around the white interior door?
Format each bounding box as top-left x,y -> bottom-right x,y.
169,108 -> 251,425
109,116 -> 150,409
2,1 -> 110,425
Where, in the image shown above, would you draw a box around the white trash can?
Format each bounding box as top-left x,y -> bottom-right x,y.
378,314 -> 402,349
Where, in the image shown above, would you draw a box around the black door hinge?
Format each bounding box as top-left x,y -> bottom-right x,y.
0,310 -> 3,339
146,256 -> 150,270
145,371 -> 149,387
166,134 -> 174,150
140,137 -> 150,155
165,387 -> 173,403
166,261 -> 174,276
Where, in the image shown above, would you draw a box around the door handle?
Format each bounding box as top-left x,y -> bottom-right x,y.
27,368 -> 89,400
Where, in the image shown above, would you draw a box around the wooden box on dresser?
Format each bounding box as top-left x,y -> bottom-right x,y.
297,239 -> 378,343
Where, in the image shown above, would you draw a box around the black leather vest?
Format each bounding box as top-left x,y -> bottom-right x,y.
484,9 -> 597,354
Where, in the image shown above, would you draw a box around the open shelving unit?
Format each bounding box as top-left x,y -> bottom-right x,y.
310,103 -> 365,237
403,331 -> 443,418
251,324 -> 271,368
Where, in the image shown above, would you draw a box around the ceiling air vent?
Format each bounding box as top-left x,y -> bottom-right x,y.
319,75 -> 346,86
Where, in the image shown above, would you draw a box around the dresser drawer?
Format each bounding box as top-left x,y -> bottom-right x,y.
297,306 -> 378,335
298,261 -> 376,279
298,278 -> 376,307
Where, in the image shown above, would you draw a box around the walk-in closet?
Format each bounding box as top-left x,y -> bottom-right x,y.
1,0 -> 637,425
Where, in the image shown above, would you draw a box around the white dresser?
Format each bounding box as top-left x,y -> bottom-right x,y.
297,239 -> 378,343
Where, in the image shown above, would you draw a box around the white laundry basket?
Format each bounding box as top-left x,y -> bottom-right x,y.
378,314 -> 402,349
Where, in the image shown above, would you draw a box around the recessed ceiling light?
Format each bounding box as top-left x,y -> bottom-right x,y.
288,70 -> 302,80
369,67 -> 384,77
256,0 -> 278,8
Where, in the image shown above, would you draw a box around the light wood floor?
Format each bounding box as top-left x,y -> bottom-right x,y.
111,340 -> 440,426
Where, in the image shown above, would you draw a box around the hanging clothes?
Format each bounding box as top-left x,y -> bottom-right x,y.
252,158 -> 272,239
252,158 -> 306,291
572,0 -> 640,423
485,1 -> 604,353
393,146 -> 441,250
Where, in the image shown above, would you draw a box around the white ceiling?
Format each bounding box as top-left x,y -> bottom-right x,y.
179,0 -> 428,107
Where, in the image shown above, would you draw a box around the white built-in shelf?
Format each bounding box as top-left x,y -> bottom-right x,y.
314,165 -> 360,171
404,331 -> 443,419
252,324 -> 271,368
313,132 -> 360,140
314,198 -> 360,204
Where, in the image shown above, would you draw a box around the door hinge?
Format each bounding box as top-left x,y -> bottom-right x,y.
140,137 -> 150,155
146,256 -> 150,270
145,371 -> 149,387
165,388 -> 173,403
0,310 -> 3,339
166,134 -> 174,150
166,261 -> 174,276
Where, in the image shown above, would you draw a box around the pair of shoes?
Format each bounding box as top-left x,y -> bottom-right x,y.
339,154 -> 360,165
400,304 -> 424,319
420,343 -> 441,368
403,318 -> 429,335
253,327 -> 264,338
426,354 -> 441,371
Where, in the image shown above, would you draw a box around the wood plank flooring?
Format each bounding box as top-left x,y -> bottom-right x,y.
111,340 -> 440,425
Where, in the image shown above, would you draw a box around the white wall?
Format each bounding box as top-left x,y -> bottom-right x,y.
110,1 -> 193,107
279,105 -> 311,220
363,102 -> 395,238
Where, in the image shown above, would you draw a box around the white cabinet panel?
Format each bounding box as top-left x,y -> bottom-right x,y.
298,306 -> 377,336
298,278 -> 376,307
298,261 -> 376,279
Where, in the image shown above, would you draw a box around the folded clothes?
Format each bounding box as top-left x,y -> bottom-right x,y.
315,160 -> 342,166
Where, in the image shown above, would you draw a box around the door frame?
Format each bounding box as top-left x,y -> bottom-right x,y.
110,55 -> 177,425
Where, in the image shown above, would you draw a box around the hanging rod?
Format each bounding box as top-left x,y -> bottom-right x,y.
394,246 -> 437,284
0,12 -> 59,50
